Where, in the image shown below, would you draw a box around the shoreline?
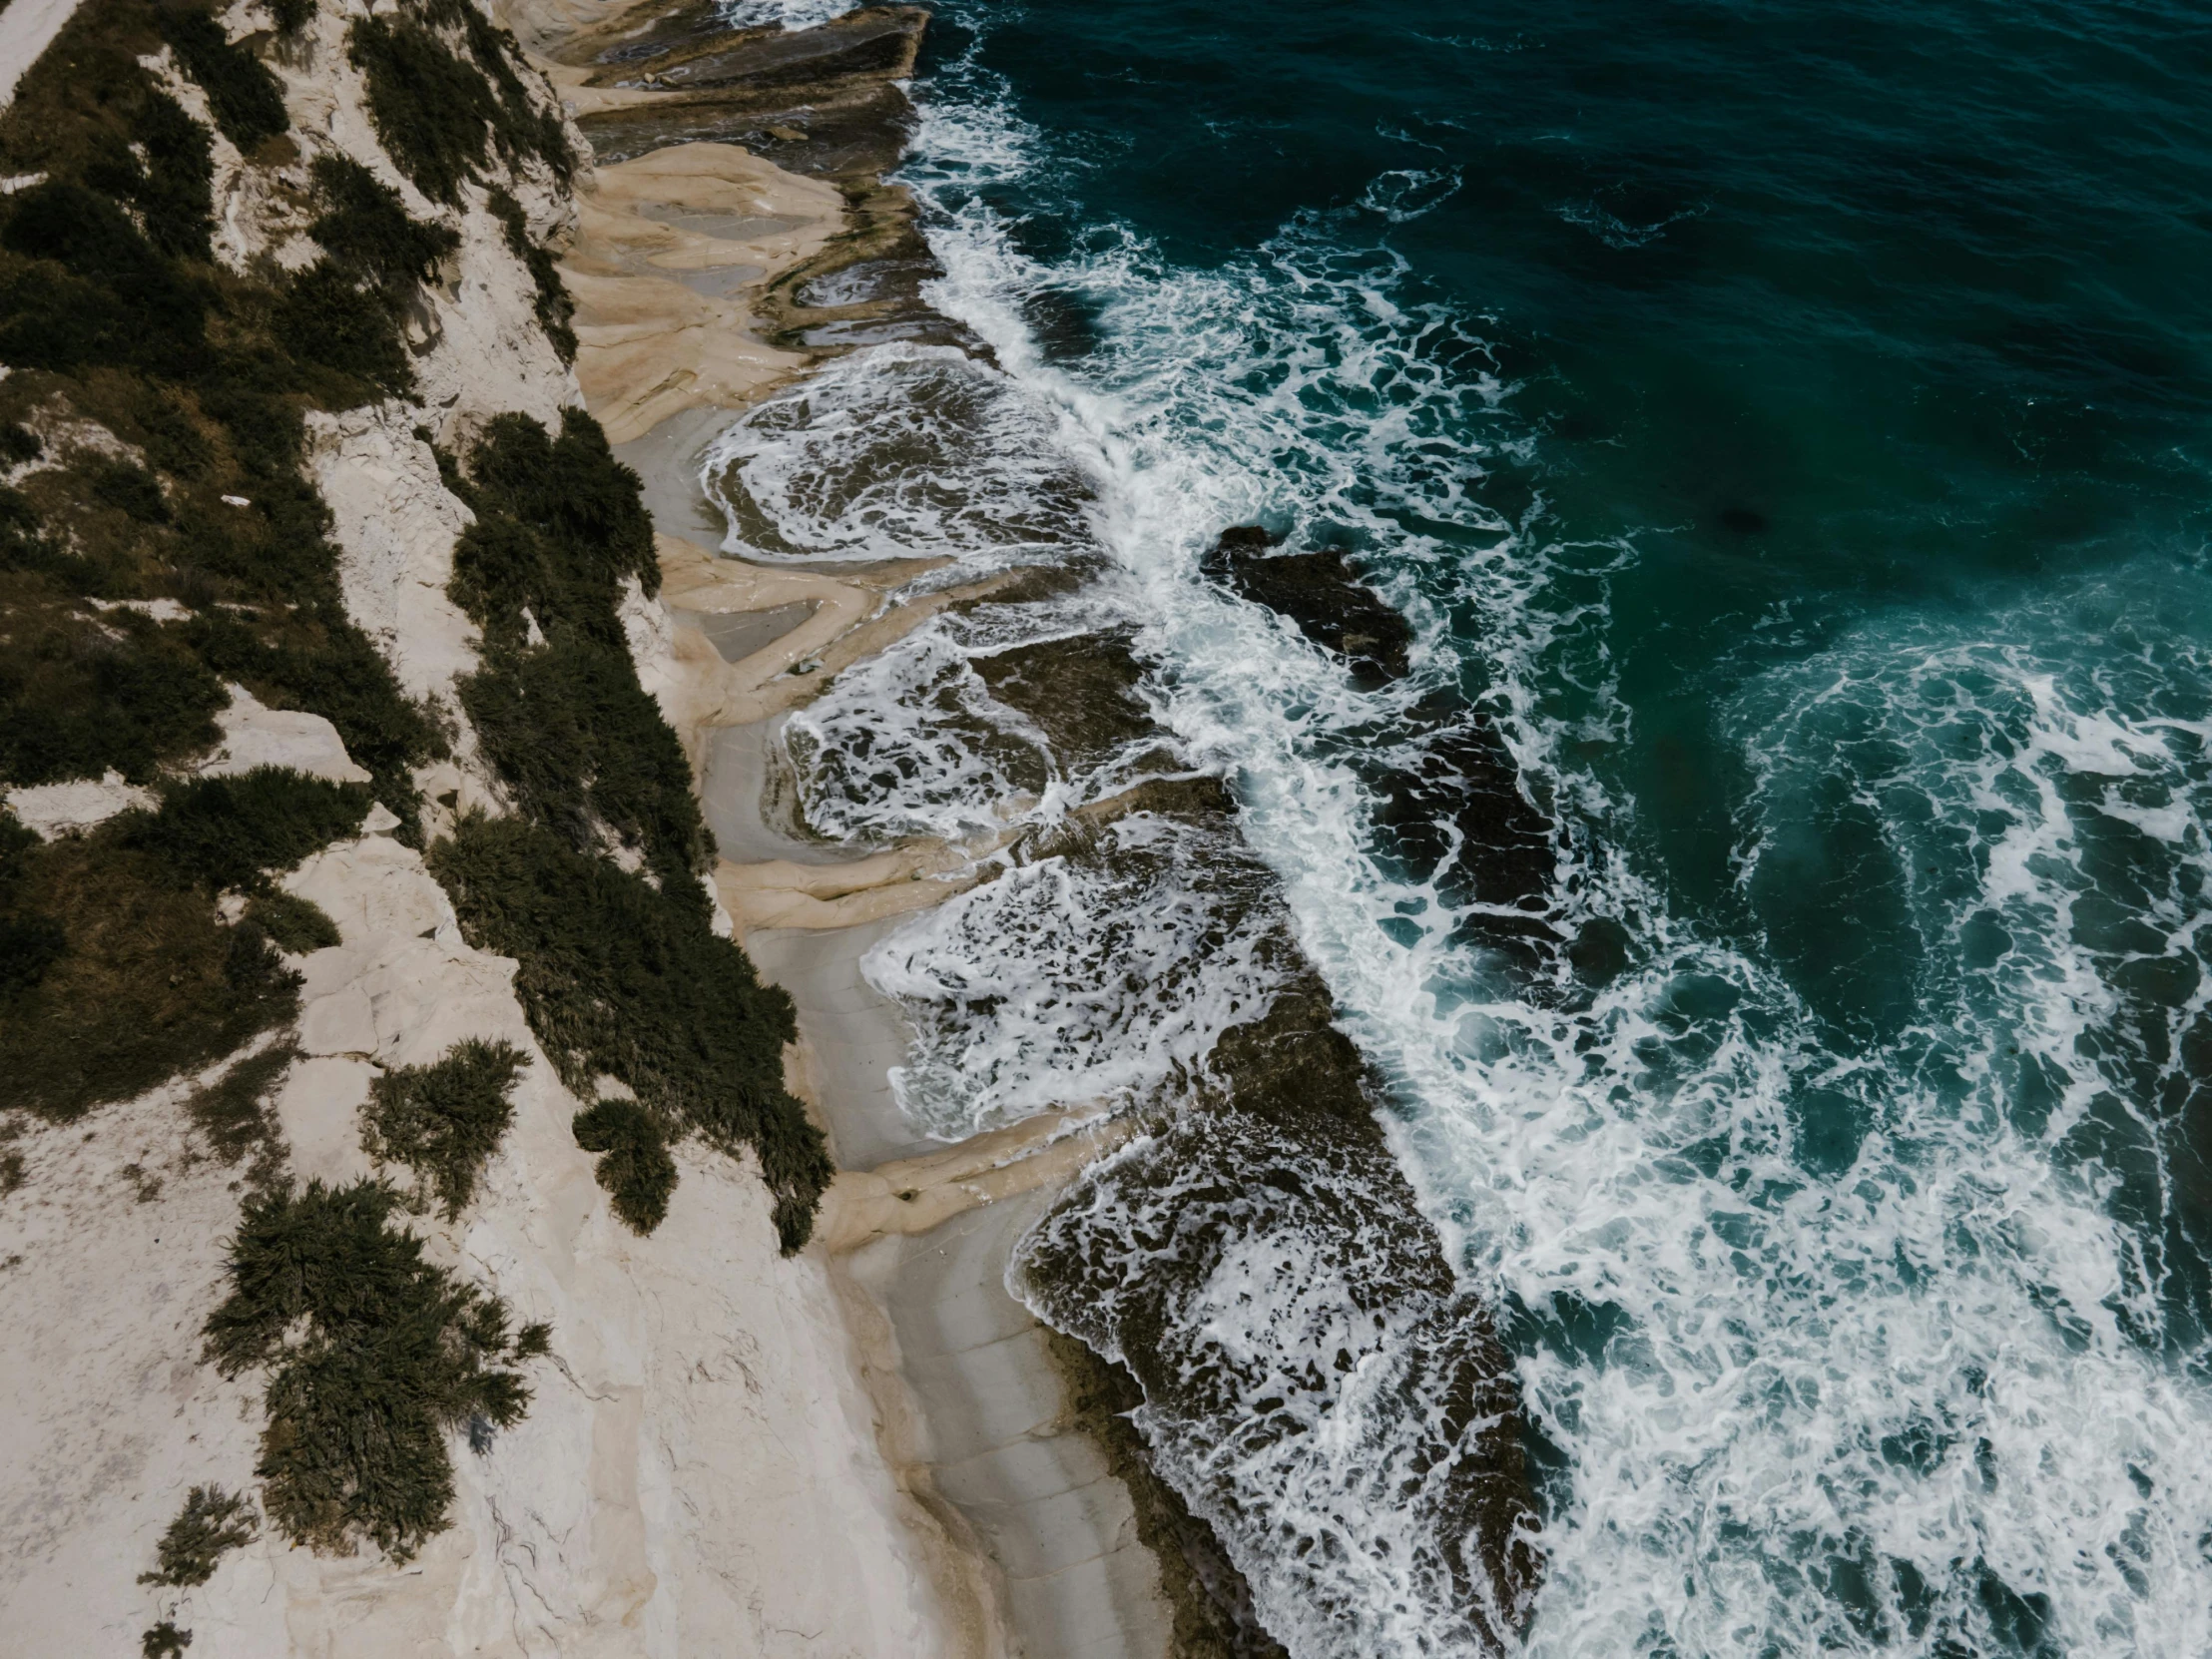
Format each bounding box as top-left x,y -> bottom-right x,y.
541,5 -> 1196,1652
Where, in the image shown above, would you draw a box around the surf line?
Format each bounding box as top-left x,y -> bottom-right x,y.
532,3 -> 1541,1651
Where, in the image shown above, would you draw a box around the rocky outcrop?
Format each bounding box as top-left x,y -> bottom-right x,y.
1204,525 -> 1416,686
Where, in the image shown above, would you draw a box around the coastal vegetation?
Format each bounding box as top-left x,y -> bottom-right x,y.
0,0 -> 445,825
349,0 -> 573,207
138,1484 -> 257,1587
569,1098 -> 677,1233
243,887 -> 340,954
489,187 -> 578,362
431,815 -> 830,1249
428,410 -> 830,1248
360,1037 -> 528,1218
203,1178 -> 549,1559
0,802 -> 300,1120
444,411 -> 705,890
184,1038 -> 296,1170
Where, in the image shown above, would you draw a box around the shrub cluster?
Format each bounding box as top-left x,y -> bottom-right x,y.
570,1099 -> 675,1233
0,0 -> 444,818
348,0 -> 572,208
139,1483 -> 257,1587
489,187 -> 576,363
0,803 -> 301,1120
425,410 -> 830,1248
277,155 -> 461,397
431,816 -> 830,1249
361,1037 -> 527,1217
155,7 -> 287,153
118,767 -> 370,891
202,1178 -> 548,1560
245,886 -> 340,954
184,1038 -> 296,1167
445,411 -> 705,893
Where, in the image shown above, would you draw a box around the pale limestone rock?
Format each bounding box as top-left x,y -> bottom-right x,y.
196,686 -> 373,786
5,770 -> 157,838
0,0 -> 85,110
308,410 -> 485,709
276,1055 -> 379,1187
298,982 -> 377,1057
86,597 -> 192,623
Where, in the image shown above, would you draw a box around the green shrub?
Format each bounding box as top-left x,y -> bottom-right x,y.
184,1039 -> 295,1165
0,909 -> 67,995
268,0 -> 314,38
0,604 -> 230,785
347,1 -> 569,208
0,0 -> 444,824
361,1037 -> 526,1217
0,830 -> 298,1120
0,421 -> 41,463
307,155 -> 458,297
183,610 -> 439,828
245,887 -> 339,953
139,1483 -> 257,1586
347,13 -> 499,207
202,1178 -> 548,1560
0,180 -> 212,377
89,457 -> 170,522
275,260 -> 415,394
447,412 -> 704,891
118,767 -> 369,891
141,1622 -> 191,1658
430,817 -> 830,1249
271,156 -> 461,397
571,1099 -> 675,1233
156,8 -> 287,152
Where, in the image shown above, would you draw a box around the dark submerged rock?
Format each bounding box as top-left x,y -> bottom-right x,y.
1017,977 -> 1543,1652
1205,524 -> 1415,686
1370,692 -> 1558,966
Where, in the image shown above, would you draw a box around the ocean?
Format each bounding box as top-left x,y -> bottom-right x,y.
709,0 -> 2212,1651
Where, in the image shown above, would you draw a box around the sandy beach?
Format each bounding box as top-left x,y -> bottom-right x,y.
547,8 -> 1198,1651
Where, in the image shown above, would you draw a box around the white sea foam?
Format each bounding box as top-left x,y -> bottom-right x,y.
714,0 -> 852,31
784,616 -> 1055,844
883,54 -> 2212,1659
701,343 -> 1098,567
864,814 -> 1294,1137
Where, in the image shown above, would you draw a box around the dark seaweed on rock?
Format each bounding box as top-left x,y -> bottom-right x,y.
1045,1330 -> 1293,1659
1205,525 -> 1414,687
1369,694 -> 1560,968
557,2 -> 951,351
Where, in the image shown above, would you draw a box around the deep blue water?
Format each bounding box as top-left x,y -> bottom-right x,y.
752,1 -> 2212,1649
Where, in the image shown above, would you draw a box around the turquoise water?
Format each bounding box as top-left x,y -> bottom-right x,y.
736,1 -> 2212,1649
